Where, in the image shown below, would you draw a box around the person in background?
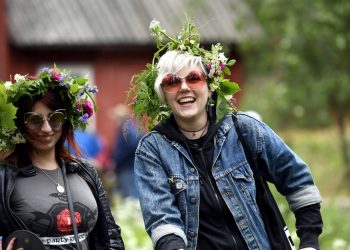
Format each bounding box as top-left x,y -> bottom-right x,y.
0,67 -> 124,249
128,18 -> 322,250
68,129 -> 110,170
110,103 -> 144,198
71,129 -> 102,160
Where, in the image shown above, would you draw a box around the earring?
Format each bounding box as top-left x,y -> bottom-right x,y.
206,94 -> 215,117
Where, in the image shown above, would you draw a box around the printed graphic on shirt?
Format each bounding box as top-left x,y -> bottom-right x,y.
40,232 -> 88,245
57,208 -> 81,233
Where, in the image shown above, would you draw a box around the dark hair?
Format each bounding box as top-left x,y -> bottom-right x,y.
8,89 -> 82,165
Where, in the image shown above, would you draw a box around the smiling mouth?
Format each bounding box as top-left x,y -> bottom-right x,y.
178,97 -> 196,105
38,135 -> 53,141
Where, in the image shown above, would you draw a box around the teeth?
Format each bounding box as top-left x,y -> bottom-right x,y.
179,97 -> 195,104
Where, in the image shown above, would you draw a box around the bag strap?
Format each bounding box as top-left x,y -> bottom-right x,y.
233,113 -> 295,250
232,113 -> 263,182
62,164 -> 82,250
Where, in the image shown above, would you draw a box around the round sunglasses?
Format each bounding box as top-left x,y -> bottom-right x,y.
24,109 -> 67,131
161,70 -> 207,93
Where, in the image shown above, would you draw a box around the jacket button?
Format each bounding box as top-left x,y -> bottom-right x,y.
190,196 -> 197,204
190,168 -> 196,173
176,183 -> 183,189
239,220 -> 247,228
188,231 -> 196,237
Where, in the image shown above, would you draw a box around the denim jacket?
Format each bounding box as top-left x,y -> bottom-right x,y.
134,112 -> 322,250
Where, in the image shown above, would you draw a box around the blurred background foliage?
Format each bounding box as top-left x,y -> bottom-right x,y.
240,0 -> 350,179
240,0 -> 349,127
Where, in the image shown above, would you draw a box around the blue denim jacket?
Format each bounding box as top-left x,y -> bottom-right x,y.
134,112 -> 322,250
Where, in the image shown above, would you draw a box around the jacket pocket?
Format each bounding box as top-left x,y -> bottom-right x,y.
168,175 -> 187,195
230,164 -> 256,205
168,175 -> 188,216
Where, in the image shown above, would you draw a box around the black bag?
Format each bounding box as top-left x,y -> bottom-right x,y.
4,230 -> 45,250
233,115 -> 295,250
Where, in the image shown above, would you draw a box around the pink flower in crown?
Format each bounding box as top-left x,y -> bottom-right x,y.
206,64 -> 211,72
77,99 -> 94,118
50,68 -> 63,81
83,99 -> 94,117
220,62 -> 225,71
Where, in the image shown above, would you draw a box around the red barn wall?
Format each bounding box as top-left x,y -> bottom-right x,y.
0,0 -> 9,79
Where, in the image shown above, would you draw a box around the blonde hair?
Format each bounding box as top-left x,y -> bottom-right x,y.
154,50 -> 207,103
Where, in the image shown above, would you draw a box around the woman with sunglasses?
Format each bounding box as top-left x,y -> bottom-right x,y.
0,67 -> 124,249
128,19 -> 322,250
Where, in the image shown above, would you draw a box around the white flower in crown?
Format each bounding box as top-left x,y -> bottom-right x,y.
209,78 -> 220,92
149,19 -> 161,33
4,81 -> 12,89
179,44 -> 186,51
149,19 -> 167,42
149,19 -> 165,36
218,52 -> 228,64
14,74 -> 26,82
13,132 -> 26,144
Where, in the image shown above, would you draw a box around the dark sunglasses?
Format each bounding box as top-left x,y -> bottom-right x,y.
24,109 -> 67,131
161,70 -> 206,93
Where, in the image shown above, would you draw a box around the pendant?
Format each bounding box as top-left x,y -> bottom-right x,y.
57,184 -> 65,193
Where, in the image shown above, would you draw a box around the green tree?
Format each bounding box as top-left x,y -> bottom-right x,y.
241,0 -> 350,179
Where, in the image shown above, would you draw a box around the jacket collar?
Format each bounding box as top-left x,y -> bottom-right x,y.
18,158 -> 82,177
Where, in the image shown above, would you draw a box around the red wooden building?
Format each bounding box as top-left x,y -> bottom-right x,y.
0,0 -> 260,150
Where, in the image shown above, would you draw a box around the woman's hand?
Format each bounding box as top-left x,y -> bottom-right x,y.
0,237 -> 24,250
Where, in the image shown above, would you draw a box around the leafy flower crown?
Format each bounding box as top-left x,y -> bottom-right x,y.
0,66 -> 98,152
127,17 -> 240,129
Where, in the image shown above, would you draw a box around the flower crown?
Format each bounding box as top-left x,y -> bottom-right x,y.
0,66 -> 98,152
127,17 -> 240,129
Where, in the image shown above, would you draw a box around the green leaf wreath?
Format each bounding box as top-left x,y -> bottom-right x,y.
128,17 -> 240,129
0,84 -> 25,152
0,66 -> 98,152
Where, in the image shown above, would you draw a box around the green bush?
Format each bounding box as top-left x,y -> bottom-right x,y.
239,80 -> 331,129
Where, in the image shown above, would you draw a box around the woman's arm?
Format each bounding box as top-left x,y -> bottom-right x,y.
238,113 -> 323,249
134,134 -> 187,249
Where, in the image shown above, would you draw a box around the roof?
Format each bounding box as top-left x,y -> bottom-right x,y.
6,0 -> 261,47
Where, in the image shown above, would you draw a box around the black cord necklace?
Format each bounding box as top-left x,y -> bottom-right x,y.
178,119 -> 209,137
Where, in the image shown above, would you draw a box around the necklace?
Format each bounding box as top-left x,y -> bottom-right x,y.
178,119 -> 209,137
37,167 -> 65,193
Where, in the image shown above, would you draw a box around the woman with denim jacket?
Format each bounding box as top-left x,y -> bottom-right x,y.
0,67 -> 124,249
129,19 -> 322,250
